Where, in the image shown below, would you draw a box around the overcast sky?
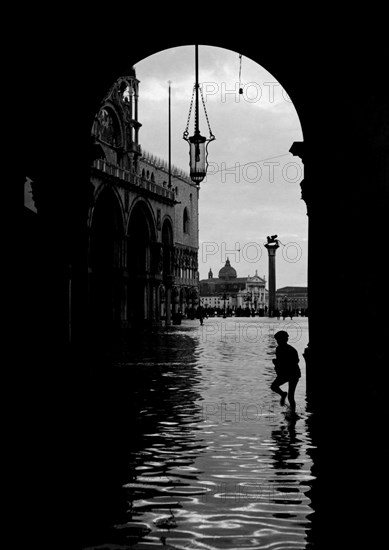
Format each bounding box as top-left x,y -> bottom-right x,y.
134,45 -> 306,288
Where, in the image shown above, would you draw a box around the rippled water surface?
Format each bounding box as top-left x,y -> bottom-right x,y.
83,317 -> 315,549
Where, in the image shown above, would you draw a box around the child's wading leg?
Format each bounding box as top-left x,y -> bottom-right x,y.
271,377 -> 288,405
287,377 -> 299,412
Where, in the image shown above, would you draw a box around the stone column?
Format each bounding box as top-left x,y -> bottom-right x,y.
264,239 -> 279,317
151,283 -> 158,325
165,287 -> 172,325
171,286 -> 181,324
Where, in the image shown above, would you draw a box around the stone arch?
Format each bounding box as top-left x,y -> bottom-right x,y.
127,197 -> 157,241
89,186 -> 125,342
126,198 -> 157,324
89,183 -> 125,229
90,186 -> 125,269
132,45 -> 305,323
95,104 -> 124,149
162,215 -> 174,244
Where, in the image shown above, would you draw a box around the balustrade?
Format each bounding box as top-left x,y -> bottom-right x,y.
92,158 -> 175,201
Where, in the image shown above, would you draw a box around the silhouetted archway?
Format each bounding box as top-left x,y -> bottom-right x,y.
127,200 -> 157,326
89,187 -> 124,346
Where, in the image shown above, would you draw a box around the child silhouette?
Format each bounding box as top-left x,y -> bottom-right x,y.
271,330 -> 301,413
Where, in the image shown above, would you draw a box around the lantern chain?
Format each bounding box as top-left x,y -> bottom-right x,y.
183,85 -> 196,139
200,85 -> 215,140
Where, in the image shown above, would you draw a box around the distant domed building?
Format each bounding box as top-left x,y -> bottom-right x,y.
199,258 -> 268,314
218,258 -> 237,280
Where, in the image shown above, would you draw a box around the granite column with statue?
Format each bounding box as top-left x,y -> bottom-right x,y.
264,236 -> 280,317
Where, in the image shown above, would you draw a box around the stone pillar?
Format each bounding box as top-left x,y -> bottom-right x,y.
144,282 -> 148,322
165,287 -> 172,325
159,284 -> 165,320
151,283 -> 158,325
264,240 -> 279,317
171,286 -> 181,324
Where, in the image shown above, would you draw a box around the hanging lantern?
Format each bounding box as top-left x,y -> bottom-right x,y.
183,45 -> 215,184
187,131 -> 207,183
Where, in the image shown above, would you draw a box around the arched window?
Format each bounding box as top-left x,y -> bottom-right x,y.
96,107 -> 122,147
183,208 -> 190,234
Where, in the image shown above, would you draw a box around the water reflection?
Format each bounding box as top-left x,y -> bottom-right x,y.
82,317 -> 316,550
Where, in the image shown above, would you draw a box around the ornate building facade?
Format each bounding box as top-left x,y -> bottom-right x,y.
88,68 -> 199,336
276,286 -> 308,313
200,259 -> 268,313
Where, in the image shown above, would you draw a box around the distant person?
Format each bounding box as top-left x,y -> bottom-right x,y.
271,330 -> 301,414
197,306 -> 204,326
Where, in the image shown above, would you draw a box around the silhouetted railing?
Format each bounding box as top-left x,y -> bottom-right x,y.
92,159 -> 175,201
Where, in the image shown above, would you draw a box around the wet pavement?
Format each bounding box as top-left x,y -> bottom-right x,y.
82,316 -> 315,550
